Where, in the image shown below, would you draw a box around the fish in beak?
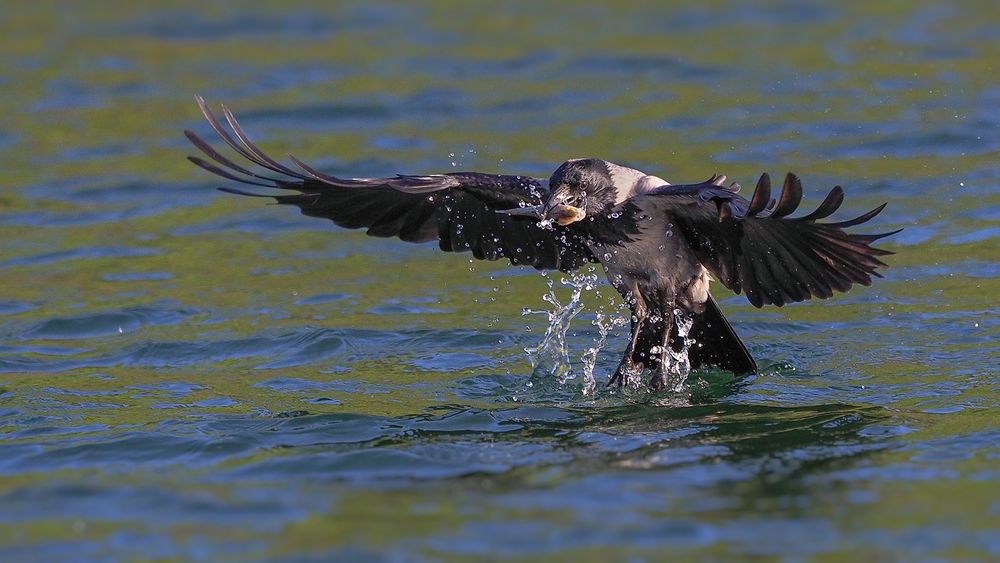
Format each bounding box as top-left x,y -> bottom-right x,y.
496,190 -> 586,226
545,203 -> 586,226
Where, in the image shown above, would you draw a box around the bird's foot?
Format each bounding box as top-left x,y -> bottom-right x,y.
607,370 -> 625,389
648,371 -> 667,392
605,368 -> 628,389
648,364 -> 689,392
607,362 -> 643,389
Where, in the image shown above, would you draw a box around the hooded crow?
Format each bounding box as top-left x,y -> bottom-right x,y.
186,96 -> 899,390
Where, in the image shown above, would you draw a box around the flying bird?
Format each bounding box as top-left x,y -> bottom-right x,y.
185,96 -> 899,390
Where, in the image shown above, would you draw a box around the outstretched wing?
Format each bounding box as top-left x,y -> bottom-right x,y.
185,96 -> 597,272
639,173 -> 900,307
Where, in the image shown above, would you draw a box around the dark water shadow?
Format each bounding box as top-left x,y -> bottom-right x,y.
165,399 -> 889,486
0,390 -> 887,487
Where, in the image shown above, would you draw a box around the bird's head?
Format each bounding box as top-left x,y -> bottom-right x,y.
543,158 -> 618,226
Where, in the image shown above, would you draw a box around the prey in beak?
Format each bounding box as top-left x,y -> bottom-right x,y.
496,200 -> 585,227
496,186 -> 587,227
543,187 -> 587,226
545,202 -> 586,226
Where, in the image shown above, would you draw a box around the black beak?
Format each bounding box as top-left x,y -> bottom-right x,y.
496,205 -> 544,218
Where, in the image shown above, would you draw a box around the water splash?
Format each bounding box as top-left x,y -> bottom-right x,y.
657,308 -> 695,393
522,275 -> 697,397
522,272 -> 630,395
580,310 -> 628,396
522,273 -> 598,383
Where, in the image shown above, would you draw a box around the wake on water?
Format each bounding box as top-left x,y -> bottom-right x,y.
522,272 -> 696,396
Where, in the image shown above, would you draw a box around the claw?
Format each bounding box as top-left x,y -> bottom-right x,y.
607,370 -> 625,389
648,372 -> 667,391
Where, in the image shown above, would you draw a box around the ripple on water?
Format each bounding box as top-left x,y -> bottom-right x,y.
252,329 -> 347,369
560,54 -> 723,80
294,292 -> 356,305
366,301 -> 453,315
3,431 -> 254,475
0,400 -> 898,561
0,479 -> 305,536
126,382 -> 205,397
123,337 -> 284,369
20,304 -> 197,340
3,179 -> 211,228
0,301 -> 37,315
410,352 -> 495,372
124,10 -> 349,40
453,373 -> 528,401
226,410 -> 575,481
101,272 -> 175,282
0,246 -> 159,269
153,397 -> 239,410
0,324 -> 513,374
136,402 -> 881,489
254,377 -> 388,395
170,210 -> 327,235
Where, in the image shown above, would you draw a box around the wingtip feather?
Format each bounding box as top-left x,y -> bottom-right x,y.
217,186 -> 274,198
747,172 -> 771,217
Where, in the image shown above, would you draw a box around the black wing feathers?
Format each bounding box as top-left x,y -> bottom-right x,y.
797,185 -> 844,221
186,97 -> 596,272
746,172 -> 772,217
770,173 -> 802,218
652,172 -> 897,308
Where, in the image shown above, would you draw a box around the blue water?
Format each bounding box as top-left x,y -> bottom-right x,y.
1,1 -> 998,560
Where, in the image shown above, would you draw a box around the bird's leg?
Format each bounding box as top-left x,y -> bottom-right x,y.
607,290 -> 648,389
649,305 -> 676,391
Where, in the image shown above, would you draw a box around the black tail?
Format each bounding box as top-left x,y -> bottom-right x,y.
685,293 -> 757,375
